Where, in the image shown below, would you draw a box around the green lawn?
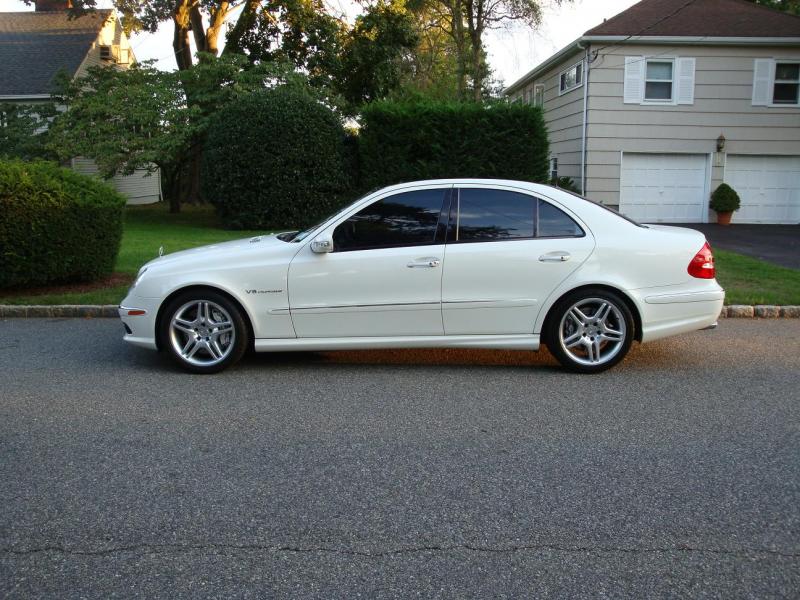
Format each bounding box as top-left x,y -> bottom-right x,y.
714,249 -> 800,305
0,203 -> 265,306
1,206 -> 798,306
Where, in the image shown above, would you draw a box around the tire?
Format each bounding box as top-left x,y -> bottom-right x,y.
159,289 -> 249,374
544,288 -> 635,374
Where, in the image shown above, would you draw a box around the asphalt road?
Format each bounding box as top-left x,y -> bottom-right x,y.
1,318 -> 799,598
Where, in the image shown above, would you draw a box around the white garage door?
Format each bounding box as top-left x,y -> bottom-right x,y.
724,155 -> 800,224
620,153 -> 708,223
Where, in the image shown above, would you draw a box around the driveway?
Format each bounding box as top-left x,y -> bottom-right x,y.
1,318 -> 799,598
677,224 -> 800,270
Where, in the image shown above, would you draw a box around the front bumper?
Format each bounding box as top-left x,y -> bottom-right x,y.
118,293 -> 160,350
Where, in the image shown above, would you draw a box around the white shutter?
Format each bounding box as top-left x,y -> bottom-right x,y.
752,59 -> 774,106
624,56 -> 645,104
675,57 -> 695,105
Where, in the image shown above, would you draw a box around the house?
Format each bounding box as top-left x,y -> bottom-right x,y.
0,0 -> 161,205
505,0 -> 800,224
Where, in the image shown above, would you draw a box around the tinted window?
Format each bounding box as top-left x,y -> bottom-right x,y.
333,189 -> 446,252
456,189 -> 535,241
538,200 -> 583,237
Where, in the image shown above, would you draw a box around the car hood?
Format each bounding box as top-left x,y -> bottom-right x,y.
142,234 -> 291,272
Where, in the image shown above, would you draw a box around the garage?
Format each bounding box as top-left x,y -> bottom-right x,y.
724,155 -> 800,224
619,153 -> 708,223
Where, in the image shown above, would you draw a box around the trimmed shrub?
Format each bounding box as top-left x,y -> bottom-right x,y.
710,183 -> 741,213
202,87 -> 350,230
0,160 -> 125,288
358,100 -> 549,190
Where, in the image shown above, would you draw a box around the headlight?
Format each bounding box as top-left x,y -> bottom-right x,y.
129,267 -> 148,292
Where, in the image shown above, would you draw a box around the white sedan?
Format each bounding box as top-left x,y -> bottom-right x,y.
119,179 -> 724,374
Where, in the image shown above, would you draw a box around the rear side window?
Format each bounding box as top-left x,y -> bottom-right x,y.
538,200 -> 584,237
333,189 -> 448,252
451,188 -> 584,242
456,189 -> 535,241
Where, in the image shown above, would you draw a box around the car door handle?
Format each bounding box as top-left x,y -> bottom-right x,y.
539,251 -> 571,263
407,257 -> 441,268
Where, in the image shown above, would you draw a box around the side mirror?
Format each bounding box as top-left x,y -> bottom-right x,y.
311,234 -> 333,254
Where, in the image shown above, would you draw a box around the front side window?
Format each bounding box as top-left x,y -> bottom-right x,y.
774,62 -> 800,105
644,59 -> 673,101
332,189 -> 447,252
559,61 -> 583,94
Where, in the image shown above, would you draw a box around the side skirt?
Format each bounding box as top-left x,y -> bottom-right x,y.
253,334 -> 540,353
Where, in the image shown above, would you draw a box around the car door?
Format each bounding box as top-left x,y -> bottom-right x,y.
441,186 -> 595,335
288,186 -> 451,338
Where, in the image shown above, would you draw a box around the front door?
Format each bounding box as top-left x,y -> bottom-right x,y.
288,187 -> 451,338
441,186 -> 595,335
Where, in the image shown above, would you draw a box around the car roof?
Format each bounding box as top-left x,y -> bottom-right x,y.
378,178 -> 553,194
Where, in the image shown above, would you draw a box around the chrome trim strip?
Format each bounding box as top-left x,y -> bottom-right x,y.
119,305 -> 148,315
291,301 -> 441,312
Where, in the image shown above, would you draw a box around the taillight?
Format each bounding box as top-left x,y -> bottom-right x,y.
688,241 -> 715,279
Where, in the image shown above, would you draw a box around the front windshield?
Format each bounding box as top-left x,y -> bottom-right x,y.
279,190 -> 377,242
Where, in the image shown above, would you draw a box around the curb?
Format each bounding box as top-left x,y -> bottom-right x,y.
1,304 -> 799,319
0,305 -> 119,318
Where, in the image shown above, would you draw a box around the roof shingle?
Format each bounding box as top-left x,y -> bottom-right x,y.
585,0 -> 800,38
0,10 -> 111,97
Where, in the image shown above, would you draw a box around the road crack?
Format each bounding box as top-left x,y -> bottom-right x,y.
2,542 -> 799,559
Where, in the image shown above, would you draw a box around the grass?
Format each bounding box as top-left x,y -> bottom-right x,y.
714,249 -> 800,305
1,205 -> 798,306
0,203 -> 264,306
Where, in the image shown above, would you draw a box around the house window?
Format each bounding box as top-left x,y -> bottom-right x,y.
533,84 -> 544,108
524,88 -> 532,104
625,56 -> 694,105
774,62 -> 799,105
559,61 -> 583,94
549,157 -> 558,181
644,59 -> 673,101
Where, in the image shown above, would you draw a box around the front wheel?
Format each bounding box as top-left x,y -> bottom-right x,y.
545,289 -> 634,374
160,290 -> 249,374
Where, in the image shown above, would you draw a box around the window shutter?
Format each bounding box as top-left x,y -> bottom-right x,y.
676,57 -> 695,105
624,56 -> 644,104
752,59 -> 773,106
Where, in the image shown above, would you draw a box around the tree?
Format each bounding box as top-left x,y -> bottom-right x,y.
48,56 -> 305,212
336,2 -> 419,108
743,0 -> 800,14
0,103 -> 57,161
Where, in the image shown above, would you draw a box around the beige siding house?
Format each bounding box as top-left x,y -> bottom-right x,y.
505,0 -> 800,224
0,1 -> 161,205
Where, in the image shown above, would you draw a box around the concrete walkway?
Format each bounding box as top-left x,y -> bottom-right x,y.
675,224 -> 799,270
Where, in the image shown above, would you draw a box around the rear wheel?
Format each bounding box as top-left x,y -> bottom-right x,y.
160,290 -> 249,374
545,289 -> 634,373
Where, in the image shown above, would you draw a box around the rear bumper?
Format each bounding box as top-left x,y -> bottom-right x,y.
634,284 -> 725,343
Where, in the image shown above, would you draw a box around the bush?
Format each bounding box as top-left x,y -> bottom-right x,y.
358,100 -> 549,190
202,87 -> 350,230
0,160 -> 125,288
550,176 -> 580,194
710,183 -> 741,213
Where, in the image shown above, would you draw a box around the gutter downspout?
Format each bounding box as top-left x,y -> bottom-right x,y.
578,43 -> 590,196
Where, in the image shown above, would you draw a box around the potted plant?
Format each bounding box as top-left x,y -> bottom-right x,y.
710,183 -> 740,225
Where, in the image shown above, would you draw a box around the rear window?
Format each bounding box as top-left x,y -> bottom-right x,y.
557,189 -> 647,228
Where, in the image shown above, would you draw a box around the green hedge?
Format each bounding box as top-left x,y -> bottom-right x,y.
0,160 -> 126,288
202,87 -> 350,230
358,100 -> 549,190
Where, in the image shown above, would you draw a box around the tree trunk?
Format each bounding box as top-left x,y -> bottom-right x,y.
223,0 -> 261,56
205,1 -> 230,57
172,0 -> 193,71
471,35 -> 482,101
